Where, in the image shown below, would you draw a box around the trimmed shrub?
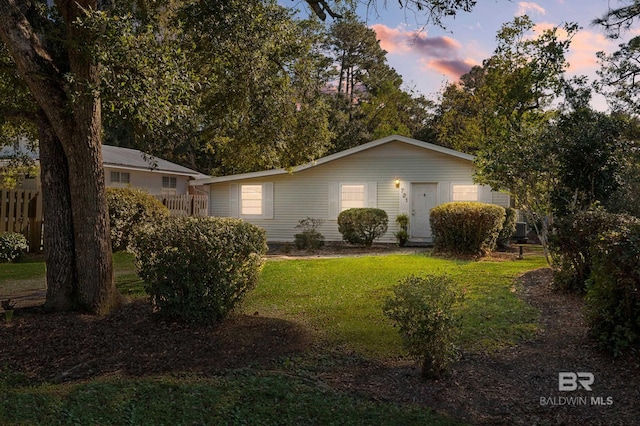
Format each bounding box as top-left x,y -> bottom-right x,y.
294,217 -> 325,250
337,208 -> 388,247
549,210 -> 625,292
131,217 -> 267,324
395,214 -> 410,247
430,202 -> 505,255
0,232 -> 28,262
586,217 -> 640,355
497,207 -> 517,249
107,187 -> 170,251
382,274 -> 463,379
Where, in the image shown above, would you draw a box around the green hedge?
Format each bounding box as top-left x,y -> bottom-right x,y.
107,187 -> 170,252
550,210 -> 625,292
430,202 -> 505,255
586,216 -> 640,355
337,208 -> 388,247
131,217 -> 267,324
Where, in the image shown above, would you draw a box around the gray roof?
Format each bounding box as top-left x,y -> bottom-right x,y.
1,142 -> 208,178
102,145 -> 208,178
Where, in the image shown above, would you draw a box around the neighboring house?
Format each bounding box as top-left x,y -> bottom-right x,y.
2,143 -> 210,224
2,143 -> 209,196
192,135 -> 511,244
103,145 -> 209,196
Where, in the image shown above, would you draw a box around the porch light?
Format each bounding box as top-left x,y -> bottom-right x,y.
394,178 -> 400,188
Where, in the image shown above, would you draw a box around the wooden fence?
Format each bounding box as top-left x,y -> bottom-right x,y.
156,194 -> 209,217
1,190 -> 208,253
0,189 -> 43,252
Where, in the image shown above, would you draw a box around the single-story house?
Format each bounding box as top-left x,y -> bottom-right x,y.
191,135 -> 511,244
2,142 -> 209,196
103,145 -> 209,196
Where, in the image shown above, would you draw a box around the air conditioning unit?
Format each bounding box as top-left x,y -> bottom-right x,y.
515,222 -> 528,243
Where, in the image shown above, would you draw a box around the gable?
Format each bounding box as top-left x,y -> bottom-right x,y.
192,135 -> 474,185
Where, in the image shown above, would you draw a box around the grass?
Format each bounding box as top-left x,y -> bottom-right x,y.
0,255 -> 46,297
1,248 -> 547,425
246,252 -> 547,356
0,371 -> 459,425
0,251 -> 145,300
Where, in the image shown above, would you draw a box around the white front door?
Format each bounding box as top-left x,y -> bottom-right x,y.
410,183 -> 438,239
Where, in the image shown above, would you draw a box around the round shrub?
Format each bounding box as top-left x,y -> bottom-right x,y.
107,187 -> 170,251
131,217 -> 267,324
382,274 -> 463,379
585,216 -> 640,355
0,232 -> 28,262
337,208 -> 388,247
430,202 -> 505,255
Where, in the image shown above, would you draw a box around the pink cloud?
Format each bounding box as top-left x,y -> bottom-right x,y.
372,24 -> 461,59
566,29 -> 615,74
371,24 -> 477,81
516,2 -> 546,17
531,23 -> 615,75
372,24 -> 413,54
422,58 -> 478,80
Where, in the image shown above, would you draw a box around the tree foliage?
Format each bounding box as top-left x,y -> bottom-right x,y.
435,16 -> 579,260
324,14 -> 433,152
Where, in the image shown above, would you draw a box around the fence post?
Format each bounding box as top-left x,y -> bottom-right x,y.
28,192 -> 43,252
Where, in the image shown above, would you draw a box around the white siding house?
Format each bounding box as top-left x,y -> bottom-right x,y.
103,145 -> 208,196
2,143 -> 209,196
192,135 -> 511,243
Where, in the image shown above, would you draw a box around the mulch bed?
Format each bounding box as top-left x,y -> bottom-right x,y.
2,267 -> 639,425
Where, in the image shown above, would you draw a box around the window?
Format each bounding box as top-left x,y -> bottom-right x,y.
110,171 -> 130,184
341,184 -> 365,211
241,184 -> 263,216
230,182 -> 273,219
452,184 -> 478,201
162,176 -> 177,189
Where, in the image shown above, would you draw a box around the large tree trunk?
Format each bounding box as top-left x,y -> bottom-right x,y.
39,114 -> 77,311
0,0 -> 121,314
63,6 -> 119,314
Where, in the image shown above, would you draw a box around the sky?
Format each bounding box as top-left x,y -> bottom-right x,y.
303,0 -> 639,111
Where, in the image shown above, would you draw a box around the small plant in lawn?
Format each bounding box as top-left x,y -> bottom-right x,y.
394,214 -> 409,247
338,208 -> 388,247
294,217 -> 325,250
2,299 -> 16,322
383,274 -> 464,379
0,232 -> 28,263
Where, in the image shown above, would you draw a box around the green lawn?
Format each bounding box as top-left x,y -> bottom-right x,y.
0,251 -> 144,300
247,252 -> 546,356
1,372 -> 458,425
1,248 -> 547,425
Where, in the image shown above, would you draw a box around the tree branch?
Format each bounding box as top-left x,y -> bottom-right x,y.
304,0 -> 342,21
0,0 -> 71,143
